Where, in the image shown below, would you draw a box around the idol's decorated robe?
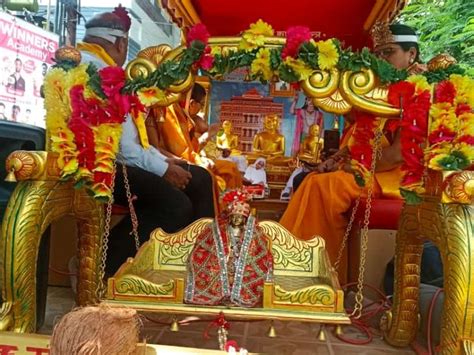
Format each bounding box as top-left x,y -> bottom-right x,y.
185,216 -> 273,307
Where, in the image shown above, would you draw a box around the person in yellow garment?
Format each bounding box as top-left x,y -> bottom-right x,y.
157,83 -> 242,191
280,23 -> 425,283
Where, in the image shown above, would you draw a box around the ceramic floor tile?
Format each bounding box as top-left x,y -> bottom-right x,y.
246,320 -> 322,341
246,337 -> 330,354
331,344 -> 415,354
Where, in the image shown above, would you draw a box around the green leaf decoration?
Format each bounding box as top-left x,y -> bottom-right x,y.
278,64 -> 300,83
437,150 -> 470,170
53,59 -> 79,71
298,41 -> 319,69
87,63 -> 107,99
423,64 -> 466,83
354,173 -> 366,187
400,188 -> 422,205
269,48 -> 282,71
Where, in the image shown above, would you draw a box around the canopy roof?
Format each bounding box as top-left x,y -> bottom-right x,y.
160,0 -> 406,48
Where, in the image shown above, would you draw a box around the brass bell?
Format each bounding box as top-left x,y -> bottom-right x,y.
335,325 -> 344,335
318,325 -> 326,341
170,316 -> 179,332
267,321 -> 277,338
5,168 -> 17,182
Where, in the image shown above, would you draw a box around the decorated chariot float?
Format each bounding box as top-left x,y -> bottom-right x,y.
0,0 -> 473,354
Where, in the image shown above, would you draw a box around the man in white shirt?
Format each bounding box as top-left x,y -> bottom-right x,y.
77,8 -> 215,273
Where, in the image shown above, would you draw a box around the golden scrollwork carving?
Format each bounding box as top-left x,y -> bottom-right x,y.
259,221 -> 322,275
138,44 -> 172,66
301,69 -> 340,98
151,218 -> 212,269
313,91 -> 352,115
340,69 -> 401,117
115,277 -> 176,297
443,171 -> 474,204
5,151 -> 48,181
125,45 -> 195,107
272,284 -> 335,306
0,177 -> 102,332
125,57 -> 157,81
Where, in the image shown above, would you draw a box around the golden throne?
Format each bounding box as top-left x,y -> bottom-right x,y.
106,218 -> 348,325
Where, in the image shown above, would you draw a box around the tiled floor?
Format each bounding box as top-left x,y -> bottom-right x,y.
39,287 -> 416,354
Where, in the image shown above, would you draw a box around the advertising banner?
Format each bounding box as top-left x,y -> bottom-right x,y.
0,11 -> 59,127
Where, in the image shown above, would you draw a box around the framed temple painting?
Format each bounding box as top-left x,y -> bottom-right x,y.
270,80 -> 295,97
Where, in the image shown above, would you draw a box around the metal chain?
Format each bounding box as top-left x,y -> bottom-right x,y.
351,125 -> 384,319
122,164 -> 141,251
334,195 -> 361,272
97,162 -> 116,300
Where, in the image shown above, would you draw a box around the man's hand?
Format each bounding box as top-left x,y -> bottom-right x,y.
166,157 -> 187,165
163,161 -> 192,190
408,63 -> 428,75
317,158 -> 338,173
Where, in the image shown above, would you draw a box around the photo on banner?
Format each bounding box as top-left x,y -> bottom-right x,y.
0,12 -> 59,128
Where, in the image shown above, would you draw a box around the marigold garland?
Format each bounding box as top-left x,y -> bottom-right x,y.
45,64 -> 143,201
426,75 -> 474,171
46,21 -> 473,206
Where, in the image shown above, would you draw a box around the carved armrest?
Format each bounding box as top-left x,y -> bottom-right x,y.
107,218 -> 213,303
258,221 -> 344,313
5,151 -> 61,182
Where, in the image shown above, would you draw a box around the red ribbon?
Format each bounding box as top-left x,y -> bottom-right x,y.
203,312 -> 230,340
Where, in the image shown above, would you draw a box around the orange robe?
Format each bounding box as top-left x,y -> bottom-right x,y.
160,104 -> 242,191
280,120 -> 402,283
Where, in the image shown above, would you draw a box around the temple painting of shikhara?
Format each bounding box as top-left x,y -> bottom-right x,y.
218,89 -> 284,153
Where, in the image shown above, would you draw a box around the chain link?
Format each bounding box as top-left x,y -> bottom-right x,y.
122,164 -> 141,251
351,124 -> 384,319
97,162 -> 116,300
334,195 -> 361,272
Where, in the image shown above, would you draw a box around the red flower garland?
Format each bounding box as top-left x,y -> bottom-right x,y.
348,111 -> 378,170
434,80 -> 456,104
67,66 -> 144,197
186,23 -> 210,46
187,23 -> 214,71
388,82 -> 431,192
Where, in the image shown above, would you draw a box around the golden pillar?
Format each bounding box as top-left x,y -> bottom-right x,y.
0,151 -> 103,332
382,171 -> 474,354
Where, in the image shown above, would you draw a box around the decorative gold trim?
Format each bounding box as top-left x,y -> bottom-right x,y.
424,170 -> 474,204
102,299 -> 351,324
340,69 -> 401,117
5,151 -> 59,182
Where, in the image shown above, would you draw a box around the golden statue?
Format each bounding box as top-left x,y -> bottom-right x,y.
216,120 -> 240,154
298,124 -> 324,163
252,114 -> 285,157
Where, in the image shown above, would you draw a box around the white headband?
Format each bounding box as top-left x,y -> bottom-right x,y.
85,27 -> 127,43
393,34 -> 418,43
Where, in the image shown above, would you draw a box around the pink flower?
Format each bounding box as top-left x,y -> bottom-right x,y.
196,46 -> 214,70
281,26 -> 312,59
